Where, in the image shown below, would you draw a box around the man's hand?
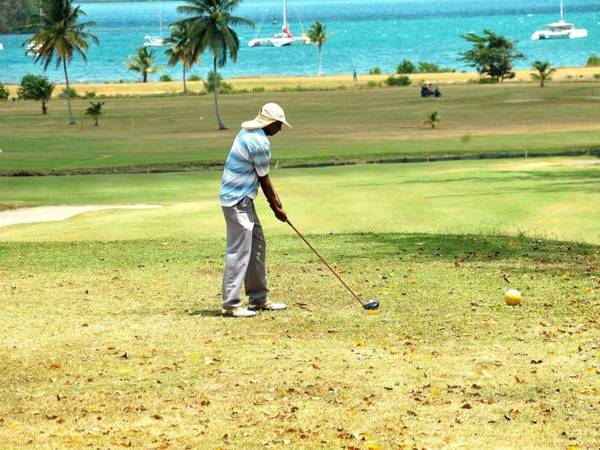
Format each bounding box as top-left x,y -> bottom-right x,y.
273,207 -> 288,223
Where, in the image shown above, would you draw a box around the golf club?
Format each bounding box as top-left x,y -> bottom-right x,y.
286,220 -> 380,311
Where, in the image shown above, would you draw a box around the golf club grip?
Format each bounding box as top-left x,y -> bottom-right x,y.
286,220 -> 362,303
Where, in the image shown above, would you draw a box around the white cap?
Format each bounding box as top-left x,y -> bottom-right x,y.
241,103 -> 292,130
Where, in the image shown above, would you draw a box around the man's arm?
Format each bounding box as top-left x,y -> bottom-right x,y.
258,174 -> 287,222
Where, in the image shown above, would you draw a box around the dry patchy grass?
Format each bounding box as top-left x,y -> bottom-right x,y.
1,234 -> 599,449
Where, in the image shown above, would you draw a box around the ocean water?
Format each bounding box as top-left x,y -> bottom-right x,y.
1,0 -> 600,83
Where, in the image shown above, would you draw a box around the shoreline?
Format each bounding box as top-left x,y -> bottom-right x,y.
4,66 -> 600,98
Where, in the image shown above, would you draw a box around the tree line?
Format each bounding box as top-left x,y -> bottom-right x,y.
0,0 -> 38,33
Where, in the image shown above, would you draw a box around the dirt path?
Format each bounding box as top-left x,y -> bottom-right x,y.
0,205 -> 162,228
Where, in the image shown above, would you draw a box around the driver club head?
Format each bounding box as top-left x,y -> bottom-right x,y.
362,300 -> 380,310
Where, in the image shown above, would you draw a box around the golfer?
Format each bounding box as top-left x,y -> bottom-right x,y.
219,103 -> 291,318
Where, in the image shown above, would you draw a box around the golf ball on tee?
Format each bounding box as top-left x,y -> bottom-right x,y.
504,288 -> 523,306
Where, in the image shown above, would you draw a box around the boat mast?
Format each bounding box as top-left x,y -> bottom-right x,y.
282,0 -> 288,32
560,0 -> 564,21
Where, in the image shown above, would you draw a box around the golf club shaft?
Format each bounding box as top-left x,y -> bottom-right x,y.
287,220 -> 364,305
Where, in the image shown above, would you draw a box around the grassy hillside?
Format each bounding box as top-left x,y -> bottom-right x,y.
1,83 -> 600,173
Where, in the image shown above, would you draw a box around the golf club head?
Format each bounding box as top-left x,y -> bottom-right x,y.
363,300 -> 380,310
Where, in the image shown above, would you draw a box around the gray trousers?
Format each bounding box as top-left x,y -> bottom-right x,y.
222,197 -> 268,310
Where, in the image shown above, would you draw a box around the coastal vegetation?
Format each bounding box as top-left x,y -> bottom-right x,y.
0,0 -> 38,33
0,83 -> 9,100
397,60 -> 455,74
164,22 -> 198,94
306,20 -> 329,76
587,54 -> 600,67
17,74 -> 55,114
125,47 -> 163,83
530,60 -> 556,88
175,0 -> 254,130
459,29 -> 525,83
25,0 -> 99,125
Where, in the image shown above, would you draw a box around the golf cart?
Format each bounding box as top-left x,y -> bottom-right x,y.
421,82 -> 442,98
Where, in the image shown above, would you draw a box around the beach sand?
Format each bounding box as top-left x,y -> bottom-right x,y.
4,66 -> 600,98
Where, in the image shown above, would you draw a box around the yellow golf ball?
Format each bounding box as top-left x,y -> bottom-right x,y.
504,288 -> 523,306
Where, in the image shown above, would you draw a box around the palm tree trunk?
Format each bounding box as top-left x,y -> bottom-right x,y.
63,59 -> 75,125
317,46 -> 322,76
213,56 -> 226,130
183,65 -> 187,94
143,71 -> 148,83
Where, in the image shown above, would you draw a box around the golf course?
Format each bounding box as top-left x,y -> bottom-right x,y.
1,82 -> 599,449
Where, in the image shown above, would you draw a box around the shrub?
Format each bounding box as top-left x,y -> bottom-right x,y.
594,74 -> 600,80
252,86 -> 265,93
59,87 -> 78,99
159,74 -> 172,82
386,75 -> 412,86
366,80 -> 380,88
478,77 -> 499,84
204,70 -> 233,94
369,67 -> 381,75
188,74 -> 202,81
83,91 -> 96,99
17,74 -> 55,114
418,61 -> 455,73
0,83 -> 9,100
397,59 -> 416,74
586,55 -> 600,67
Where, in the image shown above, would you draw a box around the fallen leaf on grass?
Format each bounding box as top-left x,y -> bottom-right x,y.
49,363 -> 62,370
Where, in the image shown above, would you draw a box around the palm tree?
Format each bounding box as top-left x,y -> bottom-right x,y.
85,101 -> 104,127
530,60 -> 556,88
126,47 -> 163,83
176,0 -> 254,130
307,21 -> 328,76
164,22 -> 199,94
24,0 -> 98,125
424,111 -> 440,129
17,74 -> 55,114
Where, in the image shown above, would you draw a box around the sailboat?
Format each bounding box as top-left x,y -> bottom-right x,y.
26,0 -> 43,55
144,0 -> 166,47
0,43 -> 4,51
248,0 -> 311,48
531,0 -> 587,40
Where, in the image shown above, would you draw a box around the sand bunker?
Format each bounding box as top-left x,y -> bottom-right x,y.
0,205 -> 162,228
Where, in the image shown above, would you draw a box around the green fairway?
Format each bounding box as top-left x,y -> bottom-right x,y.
1,158 -> 599,244
1,83 -> 600,172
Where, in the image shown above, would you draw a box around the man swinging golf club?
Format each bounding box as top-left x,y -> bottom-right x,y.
220,103 -> 291,318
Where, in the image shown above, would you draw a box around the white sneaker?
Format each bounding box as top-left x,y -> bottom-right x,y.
248,301 -> 288,311
222,307 -> 256,318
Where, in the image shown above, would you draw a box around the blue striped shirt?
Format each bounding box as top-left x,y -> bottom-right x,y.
220,129 -> 271,207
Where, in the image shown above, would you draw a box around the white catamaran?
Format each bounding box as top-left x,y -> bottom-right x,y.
248,0 -> 311,48
531,0 -> 587,40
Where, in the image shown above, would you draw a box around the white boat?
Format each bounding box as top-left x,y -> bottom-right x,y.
144,0 -> 166,47
531,0 -> 587,40
248,0 -> 311,47
0,43 -> 4,51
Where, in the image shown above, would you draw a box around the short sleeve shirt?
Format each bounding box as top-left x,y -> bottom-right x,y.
219,129 -> 271,207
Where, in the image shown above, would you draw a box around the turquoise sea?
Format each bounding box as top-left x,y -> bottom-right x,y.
1,0 -> 600,83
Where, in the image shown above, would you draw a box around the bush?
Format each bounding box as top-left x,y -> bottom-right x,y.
83,91 -> 96,99
369,67 -> 381,75
159,74 -> 172,82
594,74 -> 600,80
396,59 -> 416,74
59,87 -> 78,99
478,77 -> 499,84
386,75 -> 412,86
204,70 -> 233,94
587,55 -> 600,67
366,80 -> 380,88
252,86 -> 265,93
0,83 -> 9,100
188,74 -> 202,81
418,61 -> 455,73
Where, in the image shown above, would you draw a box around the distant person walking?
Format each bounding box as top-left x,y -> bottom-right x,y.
219,103 -> 292,318
353,69 -> 358,82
